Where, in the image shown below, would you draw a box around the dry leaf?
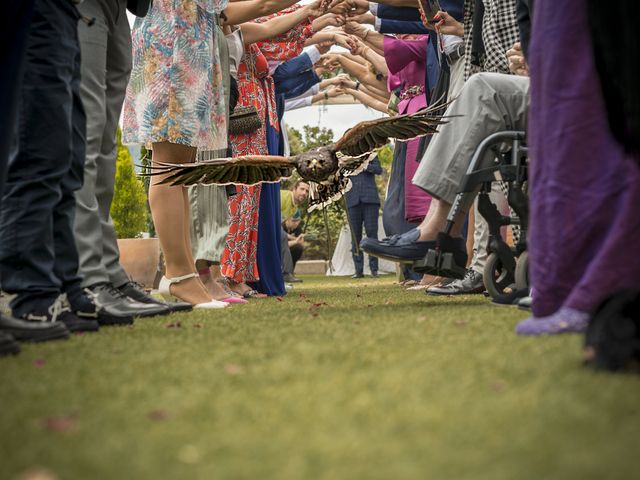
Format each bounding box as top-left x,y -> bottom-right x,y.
166,321 -> 182,328
193,323 -> 202,329
416,316 -> 427,323
42,415 -> 77,433
276,296 -> 284,302
33,359 -> 46,368
224,364 -> 243,375
148,409 -> 170,421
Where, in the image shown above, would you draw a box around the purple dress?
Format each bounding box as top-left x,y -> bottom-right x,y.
528,0 -> 640,317
384,35 -> 431,223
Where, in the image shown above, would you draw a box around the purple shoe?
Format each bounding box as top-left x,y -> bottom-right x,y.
516,307 -> 590,336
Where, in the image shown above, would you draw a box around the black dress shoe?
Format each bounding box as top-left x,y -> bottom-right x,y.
491,288 -> 529,307
0,331 -> 20,356
83,283 -> 169,323
370,271 -> 379,278
1,309 -> 70,342
283,273 -> 303,283
426,269 -> 485,296
351,273 -> 365,279
361,229 -> 436,263
118,281 -> 192,313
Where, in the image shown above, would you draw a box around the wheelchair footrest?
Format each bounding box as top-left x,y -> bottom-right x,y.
412,250 -> 466,279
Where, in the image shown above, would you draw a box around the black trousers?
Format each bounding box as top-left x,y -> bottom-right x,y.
348,202 -> 379,275
0,0 -> 86,316
0,0 -> 35,196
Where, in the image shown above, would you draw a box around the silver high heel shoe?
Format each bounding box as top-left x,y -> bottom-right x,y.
158,273 -> 229,309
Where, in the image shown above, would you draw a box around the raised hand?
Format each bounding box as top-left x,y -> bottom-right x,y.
344,20 -> 368,38
433,10 -> 464,37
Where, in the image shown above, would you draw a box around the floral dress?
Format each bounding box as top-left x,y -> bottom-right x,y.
220,45 -> 272,284
122,0 -> 228,150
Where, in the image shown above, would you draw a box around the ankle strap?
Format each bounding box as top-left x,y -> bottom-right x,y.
166,273 -> 198,284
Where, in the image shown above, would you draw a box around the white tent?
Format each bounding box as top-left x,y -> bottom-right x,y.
326,223 -> 396,276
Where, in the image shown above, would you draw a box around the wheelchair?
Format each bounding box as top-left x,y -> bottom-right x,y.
412,130 -> 529,298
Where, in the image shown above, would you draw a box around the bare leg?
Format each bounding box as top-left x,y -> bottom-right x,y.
149,142 -> 212,304
195,259 -> 233,300
415,198 -> 467,241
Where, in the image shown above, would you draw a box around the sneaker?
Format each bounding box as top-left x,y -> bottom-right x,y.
22,295 -> 99,333
426,269 -> 485,296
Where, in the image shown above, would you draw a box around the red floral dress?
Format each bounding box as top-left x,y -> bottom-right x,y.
221,21 -> 313,283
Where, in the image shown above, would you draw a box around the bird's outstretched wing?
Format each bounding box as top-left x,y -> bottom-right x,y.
333,103 -> 450,158
140,155 -> 295,186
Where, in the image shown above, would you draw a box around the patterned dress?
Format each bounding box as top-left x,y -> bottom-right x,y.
122,0 -> 228,150
220,45 -> 272,283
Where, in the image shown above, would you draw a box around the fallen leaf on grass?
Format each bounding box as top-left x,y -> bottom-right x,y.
276,296 -> 284,302
193,323 -> 202,329
416,316 -> 428,323
148,409 -> 171,421
224,364 -> 244,375
454,320 -> 468,327
384,300 -> 394,305
165,321 -> 182,328
33,359 -> 46,368
491,381 -> 508,393
298,293 -> 307,299
311,313 -> 319,318
42,415 -> 77,433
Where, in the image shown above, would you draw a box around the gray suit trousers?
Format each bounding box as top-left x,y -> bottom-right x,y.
74,0 -> 132,287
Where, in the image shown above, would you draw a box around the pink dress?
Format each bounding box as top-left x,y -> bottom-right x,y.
384,35 -> 432,223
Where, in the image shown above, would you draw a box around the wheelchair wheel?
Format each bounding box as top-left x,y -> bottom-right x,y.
515,251 -> 529,290
483,253 -> 515,299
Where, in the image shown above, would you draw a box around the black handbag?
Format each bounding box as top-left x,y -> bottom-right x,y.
127,0 -> 151,17
229,105 -> 262,135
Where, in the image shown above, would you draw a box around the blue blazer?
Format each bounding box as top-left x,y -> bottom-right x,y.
273,52 -> 321,99
345,157 -> 383,208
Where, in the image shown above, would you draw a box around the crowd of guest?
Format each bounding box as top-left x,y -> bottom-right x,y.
1,0 -> 638,362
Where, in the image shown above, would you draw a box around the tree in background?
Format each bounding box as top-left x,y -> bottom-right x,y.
111,130 -> 148,238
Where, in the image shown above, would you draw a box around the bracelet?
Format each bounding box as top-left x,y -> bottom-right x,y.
324,91 -> 329,100
355,81 -> 361,91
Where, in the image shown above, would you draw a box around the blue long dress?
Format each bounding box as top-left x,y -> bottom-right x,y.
251,85 -> 285,296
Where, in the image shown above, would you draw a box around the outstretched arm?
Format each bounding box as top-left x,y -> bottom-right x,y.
223,0 -> 302,26
240,2 -> 320,45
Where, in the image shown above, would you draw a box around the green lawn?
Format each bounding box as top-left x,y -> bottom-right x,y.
1,275 -> 638,480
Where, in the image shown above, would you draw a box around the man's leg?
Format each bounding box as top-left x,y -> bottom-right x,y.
0,0 -> 79,316
0,0 -> 69,346
98,3 -> 132,288
74,0 -> 111,287
348,205 -> 365,276
363,203 -> 380,274
281,226 -> 294,275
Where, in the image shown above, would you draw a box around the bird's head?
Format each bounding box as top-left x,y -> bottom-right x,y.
294,146 -> 338,182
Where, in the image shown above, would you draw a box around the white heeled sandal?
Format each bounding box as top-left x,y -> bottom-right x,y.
158,273 -> 229,309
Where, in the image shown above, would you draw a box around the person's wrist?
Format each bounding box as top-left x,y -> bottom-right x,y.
362,29 -> 369,41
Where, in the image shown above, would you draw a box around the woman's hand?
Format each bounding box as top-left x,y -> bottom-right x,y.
344,20 -> 369,38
